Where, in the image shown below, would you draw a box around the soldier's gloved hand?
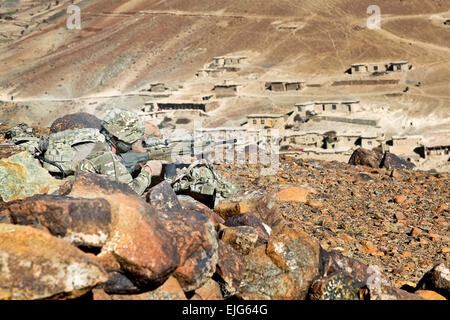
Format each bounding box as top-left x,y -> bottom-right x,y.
143,160 -> 163,177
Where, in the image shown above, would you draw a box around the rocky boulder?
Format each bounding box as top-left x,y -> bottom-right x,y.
308,272 -> 360,300
146,181 -> 219,292
50,112 -> 102,133
0,151 -> 64,202
348,148 -> 383,168
239,222 -> 320,299
216,240 -> 244,297
221,226 -> 259,255
380,152 -> 416,170
69,173 -> 180,289
415,263 -> 449,299
224,212 -> 270,245
0,194 -> 111,248
0,224 -> 107,300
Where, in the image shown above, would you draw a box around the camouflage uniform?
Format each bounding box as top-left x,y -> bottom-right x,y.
75,109 -> 151,195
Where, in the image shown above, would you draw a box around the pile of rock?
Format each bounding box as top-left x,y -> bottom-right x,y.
0,148 -> 447,300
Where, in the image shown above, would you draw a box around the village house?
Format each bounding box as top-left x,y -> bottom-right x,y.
148,83 -> 167,92
350,62 -> 389,74
360,132 -> 384,149
389,61 -> 410,72
212,82 -> 241,98
212,56 -> 247,67
424,144 -> 450,160
325,131 -> 362,150
281,131 -> 324,150
385,135 -> 423,156
246,114 -> 286,129
265,81 -> 305,92
196,68 -> 226,78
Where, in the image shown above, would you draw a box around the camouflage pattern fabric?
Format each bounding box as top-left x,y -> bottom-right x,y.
102,108 -> 146,144
76,141 -> 151,196
169,160 -> 238,206
4,124 -> 41,156
43,128 -> 105,175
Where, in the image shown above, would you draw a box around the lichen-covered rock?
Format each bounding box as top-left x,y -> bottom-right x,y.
179,195 -> 224,228
415,263 -> 449,299
216,240 -> 244,296
0,224 -> 107,300
0,151 -> 64,202
309,273 -> 360,300
319,249 -> 380,289
221,226 -> 259,255
224,212 -> 270,245
368,285 -> 425,300
0,194 -> 111,248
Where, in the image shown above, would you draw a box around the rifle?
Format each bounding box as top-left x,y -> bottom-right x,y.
118,135 -> 237,175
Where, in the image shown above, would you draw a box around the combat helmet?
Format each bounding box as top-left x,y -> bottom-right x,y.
102,108 -> 145,144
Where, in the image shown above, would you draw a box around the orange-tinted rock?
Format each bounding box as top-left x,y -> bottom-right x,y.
276,187 -> 308,203
214,201 -> 241,220
394,195 -> 407,204
0,194 -> 111,248
195,278 -> 223,300
239,222 -> 320,300
415,289 -> 446,300
69,173 -> 180,287
0,224 -> 107,300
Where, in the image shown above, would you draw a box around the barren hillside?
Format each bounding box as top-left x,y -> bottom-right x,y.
0,0 -> 449,131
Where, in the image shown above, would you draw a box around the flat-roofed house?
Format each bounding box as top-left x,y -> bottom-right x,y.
213,56 -> 247,67
247,114 -> 285,129
265,81 -> 286,92
387,135 -> 423,156
389,61 -> 409,72
325,131 -> 361,150
149,83 -> 167,92
350,62 -> 390,74
212,83 -> 241,98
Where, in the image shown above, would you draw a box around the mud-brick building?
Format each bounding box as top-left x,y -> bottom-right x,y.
212,56 -> 247,67
246,114 -> 286,129
325,131 -> 362,150
265,81 -> 305,92
282,131 -> 324,149
196,68 -> 226,78
389,61 -> 409,72
424,144 -> 450,160
212,83 -> 241,98
360,132 -> 384,149
148,83 -> 167,92
385,135 -> 423,157
350,62 -> 389,74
